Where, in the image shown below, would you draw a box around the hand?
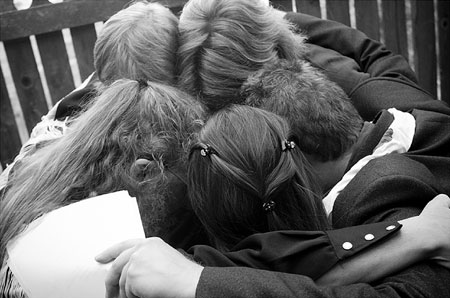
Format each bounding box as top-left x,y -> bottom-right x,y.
417,194 -> 450,268
96,237 -> 203,298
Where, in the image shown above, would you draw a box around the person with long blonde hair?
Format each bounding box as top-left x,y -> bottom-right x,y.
0,0 -> 181,191
94,1 -> 178,86
0,80 -> 205,297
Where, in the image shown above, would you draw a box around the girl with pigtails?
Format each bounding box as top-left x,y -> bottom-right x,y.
188,105 -> 329,250
92,102 -> 450,298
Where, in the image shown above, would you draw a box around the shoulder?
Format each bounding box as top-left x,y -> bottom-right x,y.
350,78 -> 450,119
345,154 -> 439,194
332,154 -> 440,227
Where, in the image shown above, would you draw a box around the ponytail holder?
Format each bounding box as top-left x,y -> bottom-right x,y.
281,139 -> 296,151
198,143 -> 217,157
137,79 -> 148,89
262,200 -> 276,212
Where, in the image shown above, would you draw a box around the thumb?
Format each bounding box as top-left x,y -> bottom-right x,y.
425,194 -> 450,210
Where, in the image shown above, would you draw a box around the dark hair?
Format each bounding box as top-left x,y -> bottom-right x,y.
178,0 -> 307,113
242,59 -> 363,162
188,105 -> 328,250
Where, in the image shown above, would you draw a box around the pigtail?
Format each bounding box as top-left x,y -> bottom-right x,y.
188,105 -> 329,251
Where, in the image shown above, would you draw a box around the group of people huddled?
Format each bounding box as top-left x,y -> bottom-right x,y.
1,0 -> 450,297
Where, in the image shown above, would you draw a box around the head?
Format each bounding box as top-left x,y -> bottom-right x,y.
0,80 -> 204,262
242,59 -> 363,162
178,0 -> 307,112
94,1 -> 179,85
188,105 -> 328,251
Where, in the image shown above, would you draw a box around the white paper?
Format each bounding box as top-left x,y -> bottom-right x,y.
7,190 -> 145,298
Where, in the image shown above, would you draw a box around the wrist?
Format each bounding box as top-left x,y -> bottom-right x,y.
399,216 -> 437,259
181,264 -> 204,298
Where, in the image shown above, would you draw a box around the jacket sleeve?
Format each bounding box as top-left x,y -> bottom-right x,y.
285,12 -> 418,84
332,154 -> 442,227
195,155 -> 450,298
188,222 -> 400,280
196,263 -> 450,298
54,72 -> 99,120
285,12 -> 450,120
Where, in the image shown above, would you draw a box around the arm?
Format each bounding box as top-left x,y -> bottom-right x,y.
284,11 -> 417,83
97,194 -> 450,297
53,72 -> 99,120
283,12 -> 450,119
197,262 -> 449,298
304,43 -> 450,119
96,222 -> 402,281
187,222 -> 400,279
317,194 -> 450,285
327,154 -> 450,296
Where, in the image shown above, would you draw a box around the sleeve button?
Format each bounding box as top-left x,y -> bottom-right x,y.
364,233 -> 375,241
342,242 -> 353,250
386,225 -> 396,231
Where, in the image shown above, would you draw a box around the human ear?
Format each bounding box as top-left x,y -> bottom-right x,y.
131,158 -> 152,181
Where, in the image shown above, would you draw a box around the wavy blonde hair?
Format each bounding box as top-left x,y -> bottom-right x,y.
0,80 -> 204,263
94,1 -> 179,85
178,0 -> 308,112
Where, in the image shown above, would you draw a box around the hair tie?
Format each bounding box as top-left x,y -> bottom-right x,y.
262,200 -> 276,212
197,143 -> 217,157
281,139 -> 296,151
137,79 -> 148,89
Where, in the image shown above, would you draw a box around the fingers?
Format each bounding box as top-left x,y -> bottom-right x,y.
96,238 -> 143,263
119,262 -> 140,298
119,261 -> 129,298
105,247 -> 136,298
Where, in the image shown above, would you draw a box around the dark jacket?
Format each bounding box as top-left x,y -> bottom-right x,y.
194,12 -> 450,298
287,12 -> 450,120
195,112 -> 450,298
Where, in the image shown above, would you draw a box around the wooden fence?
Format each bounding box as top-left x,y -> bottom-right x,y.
0,0 -> 449,170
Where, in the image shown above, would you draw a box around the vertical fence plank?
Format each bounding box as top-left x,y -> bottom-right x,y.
1,0 -> 20,171
326,0 -> 351,26
35,31 -> 75,105
0,0 -> 15,12
381,0 -> 409,60
411,0 -> 437,98
70,24 -> 97,81
3,37 -> 48,132
0,66 -> 22,168
437,0 -> 449,104
354,0 -> 380,40
271,0 -> 294,11
295,0 -> 321,17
